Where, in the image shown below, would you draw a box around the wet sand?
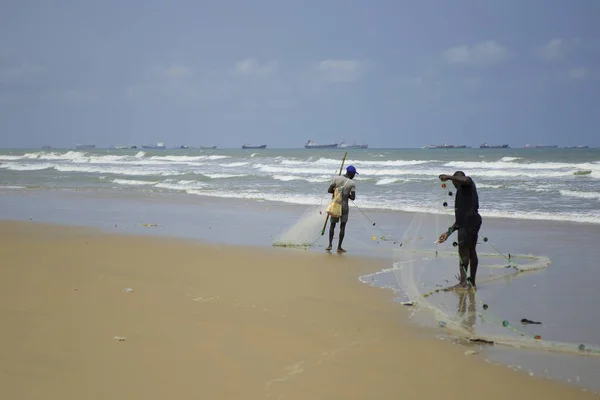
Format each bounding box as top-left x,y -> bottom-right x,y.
0,221 -> 595,399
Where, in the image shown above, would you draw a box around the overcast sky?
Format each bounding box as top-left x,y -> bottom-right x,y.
1,0 -> 599,149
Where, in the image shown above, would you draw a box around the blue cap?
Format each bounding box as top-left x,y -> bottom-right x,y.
346,165 -> 358,174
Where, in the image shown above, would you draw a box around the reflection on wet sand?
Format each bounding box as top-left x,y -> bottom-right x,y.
456,289 -> 477,334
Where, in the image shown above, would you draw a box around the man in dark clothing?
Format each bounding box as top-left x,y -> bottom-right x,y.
437,171 -> 482,290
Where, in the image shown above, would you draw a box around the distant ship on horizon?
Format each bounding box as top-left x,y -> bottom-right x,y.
242,144 -> 267,149
142,142 -> 166,149
178,145 -> 217,149
338,141 -> 368,149
524,144 -> 558,149
304,140 -> 339,149
426,143 -> 469,149
564,145 -> 589,149
480,142 -> 510,149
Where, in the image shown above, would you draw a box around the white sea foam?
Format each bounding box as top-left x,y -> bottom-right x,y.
375,177 -> 406,185
0,162 -> 54,171
560,190 -> 600,201
0,152 -> 229,167
221,162 -> 250,168
6,156 -> 594,181
2,149 -> 599,225
24,151 -> 92,161
155,180 -> 208,192
477,184 -> 505,189
500,157 -> 522,162
149,155 -> 230,162
272,175 -> 331,183
256,164 -> 587,179
0,185 -> 25,189
113,179 -> 157,186
446,160 -> 600,176
281,157 -> 434,168
203,173 -> 248,179
53,164 -> 186,176
0,155 -> 27,161
177,189 -> 600,224
186,189 -> 324,205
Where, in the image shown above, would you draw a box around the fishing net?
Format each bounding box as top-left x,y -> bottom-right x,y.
273,167 -> 600,357
388,205 -> 600,357
272,205 -> 326,248
273,154 -> 350,248
272,193 -> 406,251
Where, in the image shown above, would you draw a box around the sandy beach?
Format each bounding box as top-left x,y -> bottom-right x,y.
0,220 -> 595,400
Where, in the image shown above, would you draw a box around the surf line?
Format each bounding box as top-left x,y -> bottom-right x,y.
320,152 -> 348,236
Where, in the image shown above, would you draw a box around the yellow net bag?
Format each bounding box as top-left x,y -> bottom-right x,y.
326,187 -> 343,217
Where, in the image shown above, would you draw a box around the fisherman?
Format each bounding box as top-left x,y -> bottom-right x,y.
437,171 -> 482,290
326,165 -> 357,253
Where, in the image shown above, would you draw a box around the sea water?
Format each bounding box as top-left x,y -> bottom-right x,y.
1,147 -> 598,225
1,147 -> 600,391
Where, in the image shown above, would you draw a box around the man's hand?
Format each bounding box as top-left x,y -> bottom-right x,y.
439,174 -> 450,182
437,231 -> 450,244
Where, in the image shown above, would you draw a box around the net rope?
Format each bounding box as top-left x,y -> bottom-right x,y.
387,183 -> 600,357
271,155 -> 600,357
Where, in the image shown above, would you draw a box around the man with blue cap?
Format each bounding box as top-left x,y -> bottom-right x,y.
326,165 -> 358,253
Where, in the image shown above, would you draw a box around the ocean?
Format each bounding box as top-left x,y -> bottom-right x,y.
1,147 -> 600,392
1,147 -> 599,225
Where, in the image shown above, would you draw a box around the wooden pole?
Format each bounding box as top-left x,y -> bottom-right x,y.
321,152 -> 348,235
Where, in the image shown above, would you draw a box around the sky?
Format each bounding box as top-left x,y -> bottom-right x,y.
1,0 -> 599,149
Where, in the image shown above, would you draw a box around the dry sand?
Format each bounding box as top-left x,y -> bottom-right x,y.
0,221 -> 595,399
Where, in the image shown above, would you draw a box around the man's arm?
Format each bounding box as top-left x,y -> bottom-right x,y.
437,222 -> 458,243
439,174 -> 472,186
327,182 -> 336,194
348,180 -> 356,201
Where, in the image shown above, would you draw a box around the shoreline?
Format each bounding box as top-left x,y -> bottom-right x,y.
3,187 -> 600,233
2,186 -> 599,227
0,220 -> 597,399
2,189 -> 600,393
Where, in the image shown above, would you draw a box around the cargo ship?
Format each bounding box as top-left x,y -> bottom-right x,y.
304,140 -> 339,149
480,142 -> 510,149
426,143 -> 468,149
242,144 -> 267,149
142,142 -> 166,149
338,141 -> 368,149
524,144 -> 558,149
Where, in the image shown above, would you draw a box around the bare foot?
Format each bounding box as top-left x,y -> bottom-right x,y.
466,278 -> 477,291
337,248 -> 347,253
325,246 -> 332,251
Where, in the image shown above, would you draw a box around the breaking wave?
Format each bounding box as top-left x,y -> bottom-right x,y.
2,148 -> 599,225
